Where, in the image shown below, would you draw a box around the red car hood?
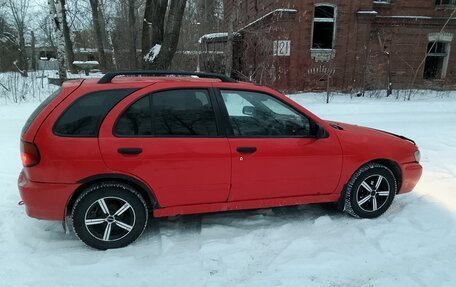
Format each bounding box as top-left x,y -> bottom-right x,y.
325,121 -> 416,145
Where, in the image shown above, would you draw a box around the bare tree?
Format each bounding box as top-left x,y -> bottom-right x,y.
30,31 -> 36,70
141,0 -> 153,69
0,12 -> 21,73
98,0 -> 117,69
48,0 -> 67,82
143,0 -> 188,70
142,0 -> 167,69
39,14 -> 56,52
127,0 -> 137,69
59,0 -> 77,73
376,32 -> 392,97
7,0 -> 29,77
89,0 -> 108,72
225,0 -> 240,77
197,0 -> 220,35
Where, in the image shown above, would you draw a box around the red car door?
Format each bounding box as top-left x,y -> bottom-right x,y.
218,89 -> 343,202
99,85 -> 231,207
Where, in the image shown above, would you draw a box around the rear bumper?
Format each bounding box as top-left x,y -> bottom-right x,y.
398,162 -> 423,194
18,170 -> 78,221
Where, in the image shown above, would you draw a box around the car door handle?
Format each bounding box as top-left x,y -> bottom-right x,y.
236,147 -> 257,154
117,148 -> 143,155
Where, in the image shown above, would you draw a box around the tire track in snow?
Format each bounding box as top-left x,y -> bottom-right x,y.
228,227 -> 295,286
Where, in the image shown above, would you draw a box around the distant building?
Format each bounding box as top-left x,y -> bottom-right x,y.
24,45 -> 114,71
201,0 -> 456,92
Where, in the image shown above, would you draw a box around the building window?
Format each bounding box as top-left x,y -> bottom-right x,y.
424,42 -> 450,80
312,4 -> 336,49
435,0 -> 456,6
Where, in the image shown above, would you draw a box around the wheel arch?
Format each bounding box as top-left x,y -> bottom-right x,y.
365,158 -> 402,193
66,174 -> 159,218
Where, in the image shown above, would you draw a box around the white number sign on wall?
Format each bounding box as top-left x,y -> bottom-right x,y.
273,40 -> 291,56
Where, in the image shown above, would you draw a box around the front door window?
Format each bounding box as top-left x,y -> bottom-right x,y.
220,90 -> 312,137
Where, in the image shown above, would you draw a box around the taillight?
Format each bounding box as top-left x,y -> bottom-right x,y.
20,141 -> 40,167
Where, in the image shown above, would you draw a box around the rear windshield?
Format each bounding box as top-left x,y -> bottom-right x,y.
22,88 -> 62,136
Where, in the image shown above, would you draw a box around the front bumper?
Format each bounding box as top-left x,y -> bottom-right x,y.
18,170 -> 78,221
398,162 -> 423,194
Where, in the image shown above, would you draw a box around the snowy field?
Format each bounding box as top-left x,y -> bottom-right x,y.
1,89 -> 456,287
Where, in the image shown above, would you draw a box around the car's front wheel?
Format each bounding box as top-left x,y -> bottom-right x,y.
71,182 -> 148,250
343,163 -> 397,218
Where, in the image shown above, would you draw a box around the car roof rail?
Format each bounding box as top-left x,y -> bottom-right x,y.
98,70 -> 237,84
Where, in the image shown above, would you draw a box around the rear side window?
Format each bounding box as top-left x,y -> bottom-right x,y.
115,96 -> 152,136
114,89 -> 218,136
54,89 -> 137,137
22,88 -> 62,135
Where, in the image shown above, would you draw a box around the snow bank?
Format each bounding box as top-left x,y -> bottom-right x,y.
357,10 -> 379,15
1,91 -> 456,286
143,44 -> 162,63
198,32 -> 240,43
72,61 -> 100,66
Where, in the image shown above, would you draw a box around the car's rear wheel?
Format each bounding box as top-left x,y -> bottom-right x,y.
343,163 -> 397,218
71,182 -> 148,250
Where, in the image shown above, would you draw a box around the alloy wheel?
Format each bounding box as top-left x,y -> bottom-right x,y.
356,174 -> 391,212
84,197 -> 136,242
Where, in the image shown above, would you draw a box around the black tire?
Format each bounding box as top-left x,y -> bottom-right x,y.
71,182 -> 148,250
343,163 -> 397,218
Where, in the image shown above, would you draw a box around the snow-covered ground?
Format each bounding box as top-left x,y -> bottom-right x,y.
0,71 -> 101,105
0,71 -> 58,104
1,90 -> 456,287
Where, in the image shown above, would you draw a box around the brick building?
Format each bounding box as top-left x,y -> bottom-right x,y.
201,0 -> 456,92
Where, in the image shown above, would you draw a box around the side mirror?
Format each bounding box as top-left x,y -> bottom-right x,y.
316,124 -> 328,139
242,106 -> 256,116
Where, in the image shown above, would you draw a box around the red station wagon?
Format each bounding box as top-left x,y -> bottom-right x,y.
18,71 -> 422,249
